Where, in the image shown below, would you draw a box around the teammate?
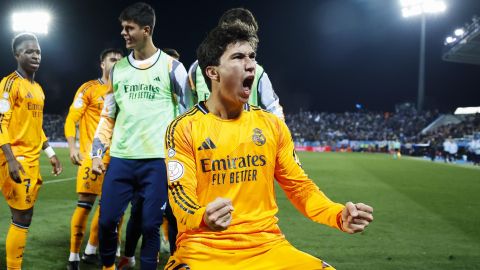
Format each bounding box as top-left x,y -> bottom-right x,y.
0,32 -> 62,270
64,48 -> 123,270
91,3 -> 190,269
118,47 -> 181,270
164,23 -> 373,269
188,7 -> 284,120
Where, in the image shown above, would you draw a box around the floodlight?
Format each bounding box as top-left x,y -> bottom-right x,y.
12,11 -> 51,34
454,28 -> 465,37
445,36 -> 456,44
400,0 -> 446,18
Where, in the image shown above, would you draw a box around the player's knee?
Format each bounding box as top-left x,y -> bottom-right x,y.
11,208 -> 33,226
141,220 -> 160,236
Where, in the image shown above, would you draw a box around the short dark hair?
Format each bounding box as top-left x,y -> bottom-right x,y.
12,32 -> 38,55
197,23 -> 258,91
162,48 -> 180,60
218,8 -> 258,32
119,2 -> 156,34
99,48 -> 124,62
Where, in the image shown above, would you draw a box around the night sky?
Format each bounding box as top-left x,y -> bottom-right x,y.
0,0 -> 479,114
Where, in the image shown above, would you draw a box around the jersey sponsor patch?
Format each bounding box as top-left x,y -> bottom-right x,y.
168,160 -> 184,182
0,99 -> 11,113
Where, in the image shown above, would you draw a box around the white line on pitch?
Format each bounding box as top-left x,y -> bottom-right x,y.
44,177 -> 76,184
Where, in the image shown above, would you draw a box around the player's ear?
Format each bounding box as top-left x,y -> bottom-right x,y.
205,66 -> 219,82
143,25 -> 151,36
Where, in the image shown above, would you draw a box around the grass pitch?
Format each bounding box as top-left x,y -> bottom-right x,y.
1,150 -> 479,269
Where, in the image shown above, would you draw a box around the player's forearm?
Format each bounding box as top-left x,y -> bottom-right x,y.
91,117 -> 115,158
1,143 -> 16,162
66,137 -> 76,152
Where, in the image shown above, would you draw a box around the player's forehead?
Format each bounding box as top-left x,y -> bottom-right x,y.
18,40 -> 40,52
223,41 -> 254,57
121,20 -> 141,29
105,52 -> 122,60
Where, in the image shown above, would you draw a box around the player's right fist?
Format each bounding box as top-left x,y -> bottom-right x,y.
92,157 -> 106,175
7,159 -> 25,183
203,197 -> 234,231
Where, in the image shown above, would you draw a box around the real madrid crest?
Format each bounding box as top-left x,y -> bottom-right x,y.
252,128 -> 266,146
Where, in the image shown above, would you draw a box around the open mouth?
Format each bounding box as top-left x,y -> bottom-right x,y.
243,76 -> 255,90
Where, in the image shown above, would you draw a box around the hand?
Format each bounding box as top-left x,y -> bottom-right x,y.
341,202 -> 373,234
203,197 -> 234,231
50,155 -> 63,176
92,157 -> 106,175
7,159 -> 25,183
69,148 -> 82,165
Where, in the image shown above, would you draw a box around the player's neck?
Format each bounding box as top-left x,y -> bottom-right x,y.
205,97 -> 243,120
133,39 -> 157,60
16,67 -> 34,83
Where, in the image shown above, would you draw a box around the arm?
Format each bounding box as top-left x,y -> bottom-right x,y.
258,72 -> 285,120
165,119 -> 206,230
187,61 -> 199,104
0,78 -> 24,183
64,84 -> 90,165
91,80 -> 117,174
274,120 -> 373,233
170,59 -> 193,114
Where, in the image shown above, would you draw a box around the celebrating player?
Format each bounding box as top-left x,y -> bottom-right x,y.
164,23 -> 373,269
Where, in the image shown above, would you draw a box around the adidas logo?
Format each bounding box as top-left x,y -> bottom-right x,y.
154,76 -> 161,82
25,92 -> 33,98
198,137 -> 216,150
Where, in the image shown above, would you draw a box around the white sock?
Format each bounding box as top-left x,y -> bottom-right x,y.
127,256 -> 136,265
84,243 -> 97,255
69,252 -> 80,262
116,245 -> 121,257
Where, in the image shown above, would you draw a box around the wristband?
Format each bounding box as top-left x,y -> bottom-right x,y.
44,146 -> 56,159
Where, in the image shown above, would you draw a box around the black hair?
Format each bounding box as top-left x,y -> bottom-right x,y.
12,32 -> 38,55
119,2 -> 156,35
218,8 -> 258,32
99,48 -> 124,62
197,23 -> 258,91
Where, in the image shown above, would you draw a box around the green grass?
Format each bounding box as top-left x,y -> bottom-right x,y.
1,150 -> 480,269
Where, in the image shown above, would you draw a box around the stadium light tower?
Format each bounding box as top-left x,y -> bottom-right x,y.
400,0 -> 446,111
11,11 -> 51,34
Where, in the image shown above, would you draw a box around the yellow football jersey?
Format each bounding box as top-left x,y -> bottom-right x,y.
64,79 -> 108,156
165,102 -> 345,250
0,71 -> 47,164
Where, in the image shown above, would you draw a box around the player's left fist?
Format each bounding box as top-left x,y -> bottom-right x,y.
341,202 -> 373,234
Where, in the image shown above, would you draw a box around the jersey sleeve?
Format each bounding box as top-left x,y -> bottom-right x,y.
64,83 -> 91,139
0,77 -> 18,146
274,118 -> 344,230
169,59 -> 193,114
91,79 -> 116,158
165,118 -> 206,230
187,60 -> 199,104
258,72 -> 285,120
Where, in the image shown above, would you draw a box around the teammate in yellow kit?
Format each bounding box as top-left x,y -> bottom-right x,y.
64,48 -> 123,270
0,32 -> 62,270
164,24 -> 374,270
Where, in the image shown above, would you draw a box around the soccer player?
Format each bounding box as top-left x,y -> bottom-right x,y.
91,3 -> 190,269
188,7 -> 284,120
0,32 -> 62,270
164,23 -> 374,269
64,48 -> 123,270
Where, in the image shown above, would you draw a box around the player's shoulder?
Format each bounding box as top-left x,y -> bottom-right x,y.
169,104 -> 205,128
0,71 -> 21,86
78,79 -> 101,93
